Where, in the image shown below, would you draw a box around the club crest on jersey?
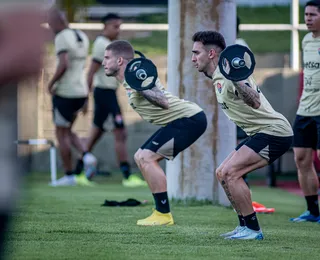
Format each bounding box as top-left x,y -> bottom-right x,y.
126,89 -> 133,97
217,83 -> 222,93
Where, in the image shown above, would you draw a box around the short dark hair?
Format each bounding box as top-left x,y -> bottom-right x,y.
306,0 -> 320,11
101,13 -> 121,23
192,31 -> 226,50
106,40 -> 134,59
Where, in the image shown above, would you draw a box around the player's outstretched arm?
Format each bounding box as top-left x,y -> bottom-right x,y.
140,86 -> 169,109
234,80 -> 261,109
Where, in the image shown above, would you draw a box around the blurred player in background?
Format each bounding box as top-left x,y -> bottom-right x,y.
80,13 -> 146,187
0,2 -> 47,258
47,7 -> 92,186
290,0 -> 320,223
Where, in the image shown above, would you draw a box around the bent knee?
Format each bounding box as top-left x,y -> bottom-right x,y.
218,167 -> 238,183
215,166 -> 224,181
294,153 -> 313,169
137,150 -> 157,168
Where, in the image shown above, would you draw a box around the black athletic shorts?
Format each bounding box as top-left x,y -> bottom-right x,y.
237,126 -> 248,140
235,132 -> 293,164
52,95 -> 87,127
293,115 -> 320,150
93,87 -> 124,130
141,111 -> 207,160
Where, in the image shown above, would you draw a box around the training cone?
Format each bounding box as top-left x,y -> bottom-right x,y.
252,201 -> 275,214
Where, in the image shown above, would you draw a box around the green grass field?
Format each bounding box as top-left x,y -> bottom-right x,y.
4,173 -> 320,260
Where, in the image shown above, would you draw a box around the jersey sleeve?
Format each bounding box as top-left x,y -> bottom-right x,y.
54,32 -> 68,55
92,38 -> 106,63
237,77 -> 260,95
228,76 -> 260,98
302,32 -> 312,50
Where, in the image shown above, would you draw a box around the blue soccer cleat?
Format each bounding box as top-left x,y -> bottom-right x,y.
290,211 -> 320,223
225,226 -> 264,240
220,226 -> 245,238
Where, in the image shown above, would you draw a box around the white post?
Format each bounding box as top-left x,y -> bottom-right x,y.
166,0 -> 236,206
291,0 -> 300,71
50,146 -> 57,184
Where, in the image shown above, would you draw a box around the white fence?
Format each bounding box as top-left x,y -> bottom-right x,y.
236,0 -> 308,6
66,0 -> 305,71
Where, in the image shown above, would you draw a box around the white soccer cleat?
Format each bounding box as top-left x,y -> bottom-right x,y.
225,226 -> 264,240
50,175 -> 76,187
220,226 -> 245,238
83,153 -> 97,166
83,153 -> 97,180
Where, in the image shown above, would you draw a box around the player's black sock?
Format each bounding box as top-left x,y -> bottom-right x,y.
305,195 -> 320,217
74,159 -> 84,175
153,192 -> 170,213
65,170 -> 74,176
120,162 -> 131,179
238,215 -> 245,226
244,212 -> 260,231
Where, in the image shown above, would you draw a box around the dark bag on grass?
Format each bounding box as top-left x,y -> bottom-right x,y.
101,198 -> 144,207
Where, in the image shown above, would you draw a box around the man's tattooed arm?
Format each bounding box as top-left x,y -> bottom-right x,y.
140,86 -> 169,109
234,80 -> 261,109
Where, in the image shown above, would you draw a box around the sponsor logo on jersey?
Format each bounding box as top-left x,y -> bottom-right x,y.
304,61 -> 320,69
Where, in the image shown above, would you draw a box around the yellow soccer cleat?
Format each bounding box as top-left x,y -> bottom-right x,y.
122,174 -> 148,188
137,209 -> 174,226
75,172 -> 95,187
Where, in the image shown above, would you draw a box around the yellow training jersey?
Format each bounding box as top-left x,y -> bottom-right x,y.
212,67 -> 293,137
91,36 -> 119,90
53,28 -> 89,98
297,32 -> 320,116
123,78 -> 203,126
